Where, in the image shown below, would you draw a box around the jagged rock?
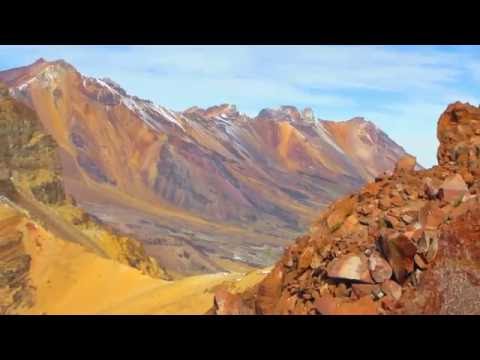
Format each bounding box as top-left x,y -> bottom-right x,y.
438,174 -> 468,203
368,252 -> 393,283
425,233 -> 439,262
423,177 -> 441,199
384,214 -> 401,228
414,254 -> 428,269
379,232 -> 415,284
401,213 -> 416,225
326,253 -> 373,283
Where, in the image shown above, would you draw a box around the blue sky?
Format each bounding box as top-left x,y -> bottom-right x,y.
0,45 -> 479,167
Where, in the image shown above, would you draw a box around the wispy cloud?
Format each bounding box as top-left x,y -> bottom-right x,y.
0,45 -> 479,167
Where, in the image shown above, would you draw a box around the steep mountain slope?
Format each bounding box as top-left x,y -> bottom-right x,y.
0,59 -> 411,275
212,102 -> 480,315
0,81 -> 166,280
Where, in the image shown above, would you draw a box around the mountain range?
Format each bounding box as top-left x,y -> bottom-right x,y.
0,58 -> 411,278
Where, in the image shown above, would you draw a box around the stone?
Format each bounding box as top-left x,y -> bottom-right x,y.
362,182 -> 383,197
391,195 -> 405,207
381,280 -> 402,301
340,214 -> 360,235
327,253 -> 374,283
379,197 -> 391,210
358,216 -> 372,226
438,174 -> 468,203
410,269 -> 423,287
368,252 -> 393,283
326,196 -> 357,232
384,214 -> 401,228
351,284 -> 379,298
298,246 -> 314,270
414,254 -> 428,270
425,233 -> 439,262
372,287 -> 385,300
394,155 -> 417,173
395,234 -> 418,257
419,203 -> 445,230
357,204 -> 374,216
416,230 -> 436,256
423,177 -> 440,199
334,283 -> 350,298
379,233 -> 415,284
401,214 -> 415,225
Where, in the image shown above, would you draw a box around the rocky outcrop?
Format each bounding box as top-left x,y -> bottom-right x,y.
0,81 -> 65,205
213,102 -> 480,315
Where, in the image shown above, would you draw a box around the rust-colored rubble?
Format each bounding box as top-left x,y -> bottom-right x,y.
213,102 -> 480,315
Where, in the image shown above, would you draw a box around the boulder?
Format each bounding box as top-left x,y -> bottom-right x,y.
368,252 -> 393,283
327,253 -> 373,283
438,174 -> 468,203
379,233 -> 415,284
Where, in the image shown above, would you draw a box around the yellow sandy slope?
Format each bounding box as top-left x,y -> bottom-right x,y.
0,203 -> 266,315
